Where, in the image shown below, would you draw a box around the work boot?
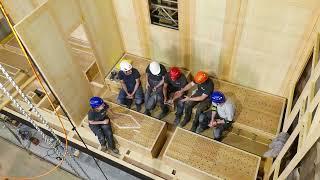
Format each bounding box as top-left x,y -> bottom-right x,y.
173,116 -> 181,127
110,148 -> 120,156
156,110 -> 169,120
196,126 -> 205,134
101,145 -> 107,152
144,110 -> 151,116
179,120 -> 189,127
190,125 -> 197,132
136,104 -> 142,112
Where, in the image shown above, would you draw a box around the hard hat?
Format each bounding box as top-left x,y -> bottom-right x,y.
211,91 -> 225,104
194,71 -> 208,84
149,61 -> 161,75
120,60 -> 132,72
90,96 -> 103,108
169,67 -> 181,81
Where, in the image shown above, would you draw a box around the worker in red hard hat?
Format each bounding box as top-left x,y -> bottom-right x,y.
177,71 -> 214,132
144,61 -> 168,119
163,67 -> 188,126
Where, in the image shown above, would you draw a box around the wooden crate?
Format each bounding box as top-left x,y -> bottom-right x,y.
80,100 -> 167,158
163,128 -> 261,180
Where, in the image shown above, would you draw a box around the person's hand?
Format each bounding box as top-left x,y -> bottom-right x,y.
181,96 -> 191,102
103,119 -> 109,124
126,93 -> 134,99
174,90 -> 183,97
164,97 -> 168,104
208,120 -> 217,127
167,99 -> 174,105
152,86 -> 157,92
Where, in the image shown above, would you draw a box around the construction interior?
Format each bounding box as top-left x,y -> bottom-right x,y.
0,0 -> 320,179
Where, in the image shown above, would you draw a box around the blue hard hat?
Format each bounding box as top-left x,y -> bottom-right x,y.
90,96 -> 103,108
211,91 -> 225,104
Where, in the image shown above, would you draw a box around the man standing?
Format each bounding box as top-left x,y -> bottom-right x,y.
88,97 -> 119,155
144,61 -> 168,119
178,71 -> 214,132
163,67 -> 188,126
117,61 -> 144,112
197,91 -> 235,141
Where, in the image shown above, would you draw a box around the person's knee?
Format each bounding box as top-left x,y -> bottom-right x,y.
117,98 -> 126,105
135,98 -> 143,105
199,113 -> 206,123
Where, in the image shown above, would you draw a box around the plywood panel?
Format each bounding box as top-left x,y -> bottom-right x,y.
0,0 -> 38,23
79,0 -> 124,77
231,0 -> 315,95
112,0 -> 144,56
163,128 -> 260,180
149,26 -> 181,66
47,0 -> 81,35
14,3 -> 92,126
190,0 -> 226,76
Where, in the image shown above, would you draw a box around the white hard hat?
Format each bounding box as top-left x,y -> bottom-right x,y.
149,61 -> 160,75
120,61 -> 132,71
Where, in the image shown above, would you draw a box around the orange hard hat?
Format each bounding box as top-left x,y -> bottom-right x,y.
194,71 -> 208,84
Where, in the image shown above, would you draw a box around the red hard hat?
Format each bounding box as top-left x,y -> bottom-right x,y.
194,71 -> 208,84
169,67 -> 181,81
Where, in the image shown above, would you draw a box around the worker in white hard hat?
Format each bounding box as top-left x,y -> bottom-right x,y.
144,61 -> 168,119
117,60 -> 144,112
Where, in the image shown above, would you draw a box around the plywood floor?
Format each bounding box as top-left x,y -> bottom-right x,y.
164,128 -> 261,180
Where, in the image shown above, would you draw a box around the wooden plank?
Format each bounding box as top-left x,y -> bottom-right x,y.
163,128 -> 261,180
79,0 -> 124,77
14,2 -> 93,126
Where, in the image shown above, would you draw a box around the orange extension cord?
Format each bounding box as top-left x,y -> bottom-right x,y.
0,3 -> 69,180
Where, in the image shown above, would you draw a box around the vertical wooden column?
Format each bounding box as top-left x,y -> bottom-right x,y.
79,0 -> 125,77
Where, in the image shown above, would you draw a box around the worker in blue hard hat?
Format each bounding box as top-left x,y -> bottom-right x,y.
117,61 -> 144,112
88,97 -> 119,155
196,91 -> 235,141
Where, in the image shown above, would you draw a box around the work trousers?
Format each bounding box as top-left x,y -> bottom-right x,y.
117,86 -> 144,108
183,95 -> 211,128
145,79 -> 167,112
198,111 -> 232,140
89,123 -> 115,149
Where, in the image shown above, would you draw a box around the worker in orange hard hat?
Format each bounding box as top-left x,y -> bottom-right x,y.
163,67 -> 188,125
177,71 -> 214,132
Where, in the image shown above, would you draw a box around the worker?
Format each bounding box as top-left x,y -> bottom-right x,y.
88,97 -> 119,155
196,91 -> 235,141
163,67 -> 188,126
179,71 -> 214,132
117,61 -> 144,112
144,61 -> 168,119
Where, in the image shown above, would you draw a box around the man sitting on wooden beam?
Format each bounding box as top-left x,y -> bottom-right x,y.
144,61 -> 169,119
179,71 -> 214,132
197,91 -> 235,141
163,67 -> 188,126
117,60 -> 144,112
88,97 -> 119,155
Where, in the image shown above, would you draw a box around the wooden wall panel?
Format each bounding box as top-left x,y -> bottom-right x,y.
231,0 -> 314,95
48,0 -> 81,35
114,0 -> 320,96
0,0 -> 42,23
79,0 -> 124,77
14,3 -> 92,126
149,26 -> 181,66
112,0 -> 144,56
190,0 -> 226,76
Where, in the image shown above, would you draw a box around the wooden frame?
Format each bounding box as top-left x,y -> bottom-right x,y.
163,128 -> 261,180
266,33 -> 320,180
